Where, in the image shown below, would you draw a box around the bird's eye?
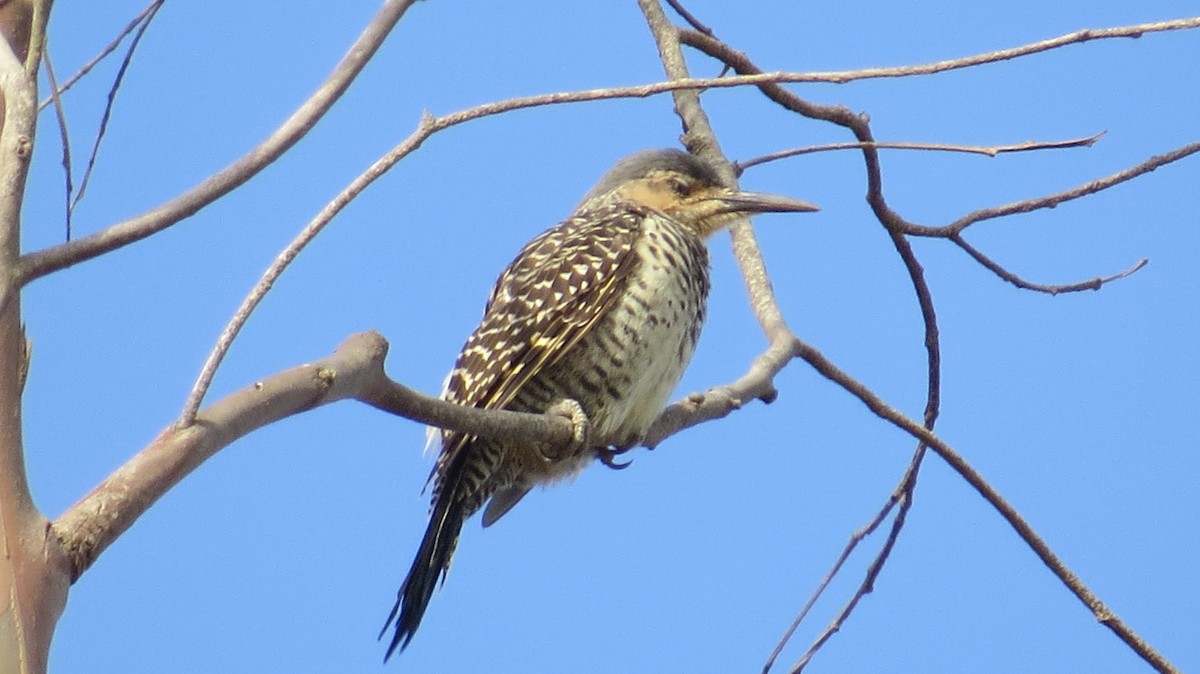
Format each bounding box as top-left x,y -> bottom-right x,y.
667,177 -> 691,196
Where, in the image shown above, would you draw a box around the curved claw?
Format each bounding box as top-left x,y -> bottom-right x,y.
597,447 -> 634,470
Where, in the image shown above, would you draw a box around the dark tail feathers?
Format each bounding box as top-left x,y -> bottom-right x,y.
380,497 -> 465,661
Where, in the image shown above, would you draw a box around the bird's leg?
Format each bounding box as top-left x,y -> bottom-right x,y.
536,398 -> 591,463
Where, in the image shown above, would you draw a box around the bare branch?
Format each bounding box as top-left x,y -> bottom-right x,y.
54,331 -> 385,580
633,0 -> 806,465
680,17 -> 1191,87
681,22 -> 1180,673
358,362 -> 578,450
0,10 -> 67,672
67,0 -> 163,225
21,12 -> 1199,283
36,0 -> 163,111
636,17 -> 947,672
790,337 -> 1180,674
181,73 -> 851,421
773,17 -> 1200,85
954,236 -> 1150,294
663,0 -> 714,37
788,448 -> 927,674
639,0 -> 795,339
764,446 -> 924,674
40,50 -> 72,239
902,139 -> 1200,238
683,29 -> 1180,297
898,140 -> 1196,295
55,331 -> 584,580
738,132 -> 1105,169
0,0 -> 38,545
16,0 -> 420,284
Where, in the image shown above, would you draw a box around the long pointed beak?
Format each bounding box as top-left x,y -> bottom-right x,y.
715,190 -> 820,215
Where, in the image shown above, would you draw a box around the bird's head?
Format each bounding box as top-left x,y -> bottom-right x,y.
577,149 -> 819,238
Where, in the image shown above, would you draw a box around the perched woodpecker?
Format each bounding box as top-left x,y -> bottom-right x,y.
382,148 -> 818,658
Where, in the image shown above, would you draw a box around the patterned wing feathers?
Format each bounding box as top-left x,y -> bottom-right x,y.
429,206 -> 644,500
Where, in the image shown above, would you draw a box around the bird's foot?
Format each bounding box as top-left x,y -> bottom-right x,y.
597,444 -> 634,470
538,398 -> 591,462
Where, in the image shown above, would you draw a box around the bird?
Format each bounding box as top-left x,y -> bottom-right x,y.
381,148 -> 818,659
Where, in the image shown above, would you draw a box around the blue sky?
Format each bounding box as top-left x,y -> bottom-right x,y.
26,2 -> 1198,672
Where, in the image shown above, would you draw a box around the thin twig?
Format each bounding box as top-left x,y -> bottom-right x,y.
181,69 -> 829,421
41,51 -> 72,240
69,0 -> 163,224
18,0 -> 420,285
26,15 -> 1200,281
738,133 -> 1105,170
176,138 -> 406,424
781,18 -> 1200,85
763,446 -> 923,673
904,139 -> 1200,238
953,235 -> 1150,294
683,22 -> 1179,674
790,448 -> 927,674
684,29 -> 1179,297
791,337 -> 1179,673
689,30 -> 949,670
36,0 -> 164,111
663,0 -> 714,36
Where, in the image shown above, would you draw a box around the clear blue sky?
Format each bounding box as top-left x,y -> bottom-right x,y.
27,2 -> 1197,672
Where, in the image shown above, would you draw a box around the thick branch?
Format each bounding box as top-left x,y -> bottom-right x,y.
65,319 -> 837,585
0,4 -> 34,533
16,0 -> 419,284
0,7 -> 68,674
53,332 -> 581,580
54,332 -> 386,579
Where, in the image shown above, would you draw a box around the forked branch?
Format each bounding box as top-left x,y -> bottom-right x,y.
16,0 -> 420,284
53,332 -> 584,580
678,11 -> 1181,674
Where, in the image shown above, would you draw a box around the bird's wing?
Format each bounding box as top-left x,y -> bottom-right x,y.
429,204 -> 646,501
